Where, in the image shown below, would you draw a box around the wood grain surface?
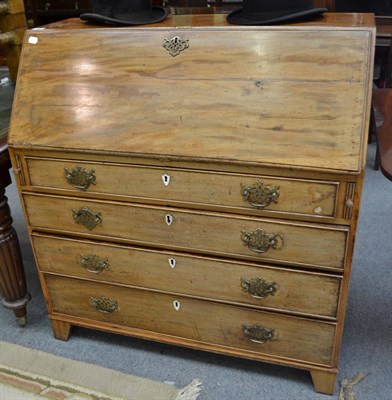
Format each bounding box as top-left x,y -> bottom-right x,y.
9,19 -> 374,172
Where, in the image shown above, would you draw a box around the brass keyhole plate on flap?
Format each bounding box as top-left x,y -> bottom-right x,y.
163,36 -> 189,57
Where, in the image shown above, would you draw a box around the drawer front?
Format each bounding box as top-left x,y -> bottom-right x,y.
33,234 -> 341,318
25,194 -> 348,270
45,275 -> 336,366
26,157 -> 338,218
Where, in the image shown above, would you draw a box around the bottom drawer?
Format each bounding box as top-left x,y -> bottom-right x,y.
45,275 -> 336,366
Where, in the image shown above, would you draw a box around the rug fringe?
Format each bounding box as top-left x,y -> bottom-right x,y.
339,373 -> 368,400
176,379 -> 203,400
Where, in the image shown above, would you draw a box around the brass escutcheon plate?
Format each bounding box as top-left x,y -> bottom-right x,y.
163,36 -> 189,57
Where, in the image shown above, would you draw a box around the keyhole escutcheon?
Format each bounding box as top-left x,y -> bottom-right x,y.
169,258 -> 176,268
162,174 -> 171,186
165,214 -> 174,226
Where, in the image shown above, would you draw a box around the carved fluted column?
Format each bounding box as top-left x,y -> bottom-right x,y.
0,135 -> 30,326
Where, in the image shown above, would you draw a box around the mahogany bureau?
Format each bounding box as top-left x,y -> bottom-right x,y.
8,13 -> 375,394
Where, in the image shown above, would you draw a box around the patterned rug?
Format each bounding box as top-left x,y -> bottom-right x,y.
0,341 -> 202,400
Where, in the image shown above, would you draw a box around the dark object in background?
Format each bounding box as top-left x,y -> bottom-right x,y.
335,0 -> 392,15
80,0 -> 167,26
226,0 -> 327,25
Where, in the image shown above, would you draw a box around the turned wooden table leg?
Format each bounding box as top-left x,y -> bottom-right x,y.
0,187 -> 31,326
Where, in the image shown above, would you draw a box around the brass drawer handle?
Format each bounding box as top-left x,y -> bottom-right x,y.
80,254 -> 109,274
64,165 -> 96,191
241,181 -> 280,210
90,296 -> 118,314
72,207 -> 102,231
163,36 -> 189,57
242,324 -> 276,344
241,277 -> 277,299
241,229 -> 283,254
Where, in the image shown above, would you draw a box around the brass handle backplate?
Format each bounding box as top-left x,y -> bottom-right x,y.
242,324 -> 276,344
64,165 -> 96,191
90,296 -> 118,314
163,36 -> 189,57
72,207 -> 102,231
241,181 -> 280,210
241,229 -> 283,254
241,277 -> 277,299
80,254 -> 109,274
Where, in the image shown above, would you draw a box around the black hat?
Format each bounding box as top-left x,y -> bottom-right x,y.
80,0 -> 167,26
226,0 -> 327,26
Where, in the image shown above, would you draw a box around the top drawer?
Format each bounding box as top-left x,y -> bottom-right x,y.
25,157 -> 338,219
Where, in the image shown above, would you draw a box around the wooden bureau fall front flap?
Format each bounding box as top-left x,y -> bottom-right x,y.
8,14 -> 375,395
